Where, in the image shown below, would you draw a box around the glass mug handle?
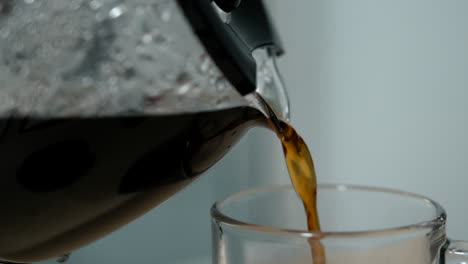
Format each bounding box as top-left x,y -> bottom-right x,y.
443,240 -> 468,264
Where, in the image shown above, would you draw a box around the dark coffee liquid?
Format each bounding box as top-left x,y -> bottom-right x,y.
274,121 -> 326,264
0,107 -> 263,263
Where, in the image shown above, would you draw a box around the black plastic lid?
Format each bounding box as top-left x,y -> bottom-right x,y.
177,0 -> 283,95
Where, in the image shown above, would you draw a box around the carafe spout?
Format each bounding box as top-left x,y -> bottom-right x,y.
252,46 -> 290,123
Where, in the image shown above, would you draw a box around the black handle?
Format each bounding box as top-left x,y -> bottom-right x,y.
213,0 -> 242,12
177,0 -> 283,95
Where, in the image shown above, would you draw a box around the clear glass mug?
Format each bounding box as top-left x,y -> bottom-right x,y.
211,184 -> 468,264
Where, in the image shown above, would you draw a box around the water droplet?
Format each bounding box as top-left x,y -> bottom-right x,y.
177,82 -> 191,95
109,5 -> 127,19
209,77 -> 216,85
175,72 -> 192,95
71,0 -> 83,10
56,253 -> 70,263
89,0 -> 102,10
198,55 -> 211,73
215,77 -> 227,92
152,2 -> 172,22
160,9 -> 171,22
24,0 -> 35,4
142,33 -> 152,44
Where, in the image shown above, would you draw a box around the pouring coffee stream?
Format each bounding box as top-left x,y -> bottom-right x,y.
248,93 -> 326,264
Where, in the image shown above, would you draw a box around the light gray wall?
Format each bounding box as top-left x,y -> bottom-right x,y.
270,0 -> 468,240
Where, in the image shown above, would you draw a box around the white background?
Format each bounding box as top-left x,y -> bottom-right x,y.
41,1 -> 468,263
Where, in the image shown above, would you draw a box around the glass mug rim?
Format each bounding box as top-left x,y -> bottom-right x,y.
211,183 -> 446,239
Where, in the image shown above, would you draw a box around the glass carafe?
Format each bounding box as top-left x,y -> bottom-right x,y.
0,0 -> 288,262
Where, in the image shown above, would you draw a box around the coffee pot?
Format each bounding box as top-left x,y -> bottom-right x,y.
0,0 -> 287,262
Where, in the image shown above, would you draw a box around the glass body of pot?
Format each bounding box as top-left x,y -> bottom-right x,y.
0,0 -> 288,262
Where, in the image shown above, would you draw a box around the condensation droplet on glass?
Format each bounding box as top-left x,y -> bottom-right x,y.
109,5 -> 127,19
177,82 -> 191,95
142,33 -> 152,44
71,0 -> 83,10
89,0 -> 102,10
208,67 -> 217,77
198,55 -> 211,73
24,0 -> 35,4
215,77 -> 227,93
160,9 -> 171,22
209,76 -> 216,85
152,2 -> 172,22
175,72 -> 192,95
